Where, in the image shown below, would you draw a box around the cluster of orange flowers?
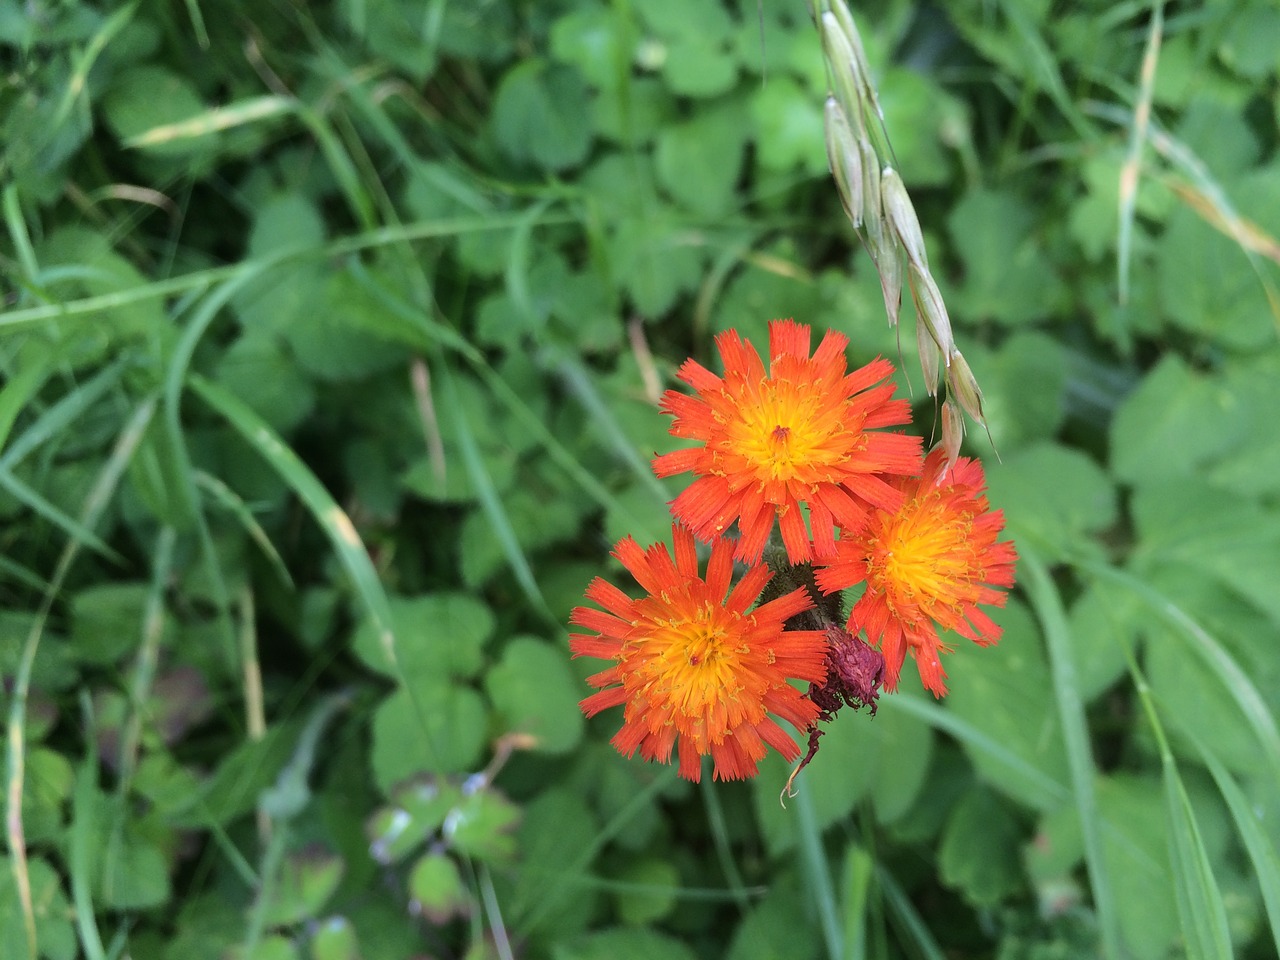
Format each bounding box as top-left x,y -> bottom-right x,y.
569,321 -> 1017,783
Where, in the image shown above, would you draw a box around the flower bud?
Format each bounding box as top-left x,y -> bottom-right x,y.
940,398 -> 965,473
824,97 -> 863,227
948,348 -> 986,425
907,262 -> 955,357
877,238 -> 903,328
881,167 -> 929,269
916,310 -> 941,395
819,12 -> 862,121
828,0 -> 882,122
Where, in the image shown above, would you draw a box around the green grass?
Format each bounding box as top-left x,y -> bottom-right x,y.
2,1 -> 1279,958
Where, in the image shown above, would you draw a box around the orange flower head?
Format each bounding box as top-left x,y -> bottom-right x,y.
652,320 -> 922,565
568,523 -> 828,782
814,449 -> 1017,697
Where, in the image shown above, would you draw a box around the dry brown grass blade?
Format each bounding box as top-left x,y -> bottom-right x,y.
1117,0 -> 1165,305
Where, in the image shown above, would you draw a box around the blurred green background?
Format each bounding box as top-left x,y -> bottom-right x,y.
2,1 -> 1279,958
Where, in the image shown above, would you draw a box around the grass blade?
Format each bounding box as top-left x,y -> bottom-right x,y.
5,397 -> 155,960
880,694 -> 1068,810
840,843 -> 874,960
1194,737 -> 1280,955
438,361 -> 557,627
793,784 -> 842,960
70,697 -> 108,960
1077,559 -> 1280,776
0,359 -> 126,471
0,469 -> 123,563
0,213 -> 575,334
193,470 -> 295,589
1020,547 -> 1122,959
876,865 -> 945,960
185,373 -> 395,655
1128,662 -> 1232,959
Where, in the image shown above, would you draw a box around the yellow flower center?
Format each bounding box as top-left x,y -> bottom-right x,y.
870,494 -> 974,617
721,382 -> 854,484
623,603 -> 762,733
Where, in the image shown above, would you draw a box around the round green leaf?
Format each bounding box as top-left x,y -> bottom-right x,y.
612,858 -> 679,926
484,636 -> 584,754
945,599 -> 1070,811
0,856 -> 76,960
260,848 -> 345,927
939,787 -> 1025,905
102,66 -> 208,157
408,852 -> 471,923
983,442 -> 1116,559
492,59 -> 593,172
370,683 -> 487,790
352,593 -> 493,682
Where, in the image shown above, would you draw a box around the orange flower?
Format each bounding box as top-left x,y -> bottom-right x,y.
569,524 -> 828,782
814,449 -> 1017,697
652,320 -> 922,564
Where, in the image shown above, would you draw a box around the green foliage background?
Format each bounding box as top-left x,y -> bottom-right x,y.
2,1 -> 1279,958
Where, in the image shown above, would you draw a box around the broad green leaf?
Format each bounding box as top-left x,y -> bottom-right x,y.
70,582 -> 149,665
611,858 -> 679,926
1097,775 -> 1180,960
214,334 -> 316,433
102,66 -> 208,158
512,788 -> 601,937
868,693 -> 933,825
0,613 -> 76,691
661,36 -> 738,98
708,240 -> 830,347
983,442 -> 1116,558
958,331 -> 1067,453
752,707 -> 879,857
947,189 -> 1066,325
726,879 -> 823,960
491,60 -> 593,172
749,74 -> 826,175
939,787 -> 1024,905
367,779 -> 464,865
634,0 -> 733,43
1130,479 -> 1280,628
445,789 -> 521,863
98,830 -> 171,910
1110,356 -> 1249,485
351,593 -> 491,682
260,848 -> 344,927
879,67 -> 964,188
1219,7 -> 1280,78
946,599 -> 1070,811
279,270 -> 407,382
407,853 -> 471,923
402,161 -> 508,276
0,856 -> 76,960
549,7 -> 639,89
308,916 -> 362,960
1066,578 -> 1139,701
22,747 -> 73,844
35,226 -> 167,358
1156,204 -> 1274,350
484,636 -> 584,754
232,194 -> 327,334
608,212 -> 706,316
553,927 -> 700,960
460,490 -> 584,587
655,101 -> 748,217
370,683 -> 487,790
591,76 -> 674,146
